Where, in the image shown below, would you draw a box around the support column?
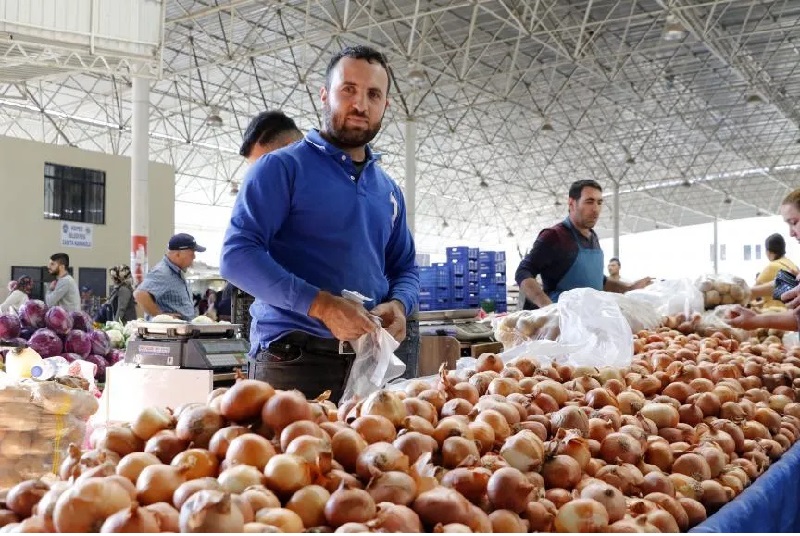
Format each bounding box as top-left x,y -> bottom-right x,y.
613,180 -> 620,258
405,116 -> 417,235
713,217 -> 719,275
131,78 -> 150,285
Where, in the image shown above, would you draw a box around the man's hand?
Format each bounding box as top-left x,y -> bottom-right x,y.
371,300 -> 407,342
781,283 -> 800,309
630,277 -> 654,291
727,305 -> 758,330
309,291 -> 378,341
49,280 -> 57,291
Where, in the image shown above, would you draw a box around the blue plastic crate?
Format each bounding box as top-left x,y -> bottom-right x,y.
452,288 -> 466,300
468,248 -> 480,260
468,260 -> 479,272
450,262 -> 466,276
418,301 -> 433,311
467,282 -> 479,293
451,276 -> 466,288
479,273 -> 506,286
479,251 -> 506,263
433,263 -> 450,287
434,297 -> 452,310
479,260 -> 506,274
496,302 -> 507,313
451,298 -> 467,309
468,272 -> 479,283
446,247 -> 470,264
419,288 -> 436,300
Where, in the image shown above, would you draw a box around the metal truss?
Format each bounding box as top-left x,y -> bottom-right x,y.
0,0 -> 798,256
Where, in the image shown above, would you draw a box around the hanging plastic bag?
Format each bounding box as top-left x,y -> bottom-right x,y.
491,305 -> 561,350
340,290 -> 406,403
626,278 -> 704,317
558,288 -> 634,368
695,274 -> 751,309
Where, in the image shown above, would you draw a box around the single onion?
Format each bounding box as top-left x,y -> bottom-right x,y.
175,406 -> 224,449
172,448 -> 219,480
144,502 -> 180,532
600,433 -> 643,465
264,454 -> 315,497
324,486 -> 376,528
179,490 -> 244,533
487,467 -> 534,513
240,486 -> 281,513
441,467 -> 491,504
542,455 -> 582,490
361,389 -> 407,427
442,436 -> 480,469
262,390 -> 312,434
413,487 -> 474,527
100,502 -> 160,533
366,470 -> 417,506
476,353 -> 504,373
580,483 -> 625,523
220,379 -> 275,422
500,430 -> 545,473
208,426 -> 250,459
136,464 -> 189,505
280,420 -> 327,451
394,431 -> 438,464
356,442 -> 410,480
639,403 -> 679,429
351,415 -> 397,444
225,434 -> 276,471
131,407 -> 176,441
53,477 -> 133,532
333,428 -> 369,472
116,452 -> 162,484
554,498 -> 609,532
95,425 -> 144,457
286,484 -> 331,528
218,464 -> 267,494
173,477 -> 222,509
678,497 -> 707,527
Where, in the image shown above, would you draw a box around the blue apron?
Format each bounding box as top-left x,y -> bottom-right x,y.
548,218 -> 604,302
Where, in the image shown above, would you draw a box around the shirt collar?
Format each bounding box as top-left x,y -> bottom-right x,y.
304,129 -> 380,163
564,216 -> 597,241
163,256 -> 184,275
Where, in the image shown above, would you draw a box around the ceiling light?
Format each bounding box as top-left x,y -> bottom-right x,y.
745,93 -> 764,106
681,179 -> 692,187
407,68 -> 427,88
662,13 -> 688,41
507,228 -> 515,238
442,219 -> 449,228
479,178 -> 489,188
541,120 -> 554,132
206,106 -> 223,128
625,153 -> 636,165
723,195 -> 732,204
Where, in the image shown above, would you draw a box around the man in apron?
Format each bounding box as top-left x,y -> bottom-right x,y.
515,179 -> 651,310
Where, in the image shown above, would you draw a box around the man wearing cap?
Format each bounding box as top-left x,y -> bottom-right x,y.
240,110 -> 303,164
134,233 -> 206,320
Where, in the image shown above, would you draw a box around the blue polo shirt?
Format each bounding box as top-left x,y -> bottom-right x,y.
137,257 -> 195,320
220,129 -> 419,354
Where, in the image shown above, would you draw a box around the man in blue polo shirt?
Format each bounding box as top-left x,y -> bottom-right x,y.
220,45 -> 419,402
134,233 -> 205,320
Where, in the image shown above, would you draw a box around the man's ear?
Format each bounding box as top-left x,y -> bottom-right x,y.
320,86 -> 328,105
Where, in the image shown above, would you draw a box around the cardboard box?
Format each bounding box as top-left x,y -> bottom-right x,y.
99,366 -> 212,424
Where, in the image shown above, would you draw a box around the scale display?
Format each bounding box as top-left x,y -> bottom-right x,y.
197,339 -> 249,353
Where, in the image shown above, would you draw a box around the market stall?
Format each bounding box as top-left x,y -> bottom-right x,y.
0,278 -> 797,532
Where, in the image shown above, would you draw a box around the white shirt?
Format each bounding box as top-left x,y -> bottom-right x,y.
0,290 -> 28,314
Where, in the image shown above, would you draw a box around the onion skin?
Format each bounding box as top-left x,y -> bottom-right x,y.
179,490 -> 245,533
6,480 -> 49,518
324,487 -> 376,528
554,498 -> 609,532
53,477 -> 133,533
100,502 -> 160,533
173,478 -> 222,510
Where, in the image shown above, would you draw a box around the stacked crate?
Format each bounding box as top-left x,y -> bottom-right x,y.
478,251 -> 507,312
445,247 -> 470,309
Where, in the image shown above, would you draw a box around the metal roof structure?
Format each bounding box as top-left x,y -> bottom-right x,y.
0,0 -> 798,253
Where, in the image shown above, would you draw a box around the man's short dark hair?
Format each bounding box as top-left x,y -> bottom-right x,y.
239,111 -> 300,157
50,253 -> 70,267
609,257 -> 620,265
568,179 -> 603,200
325,45 -> 393,93
765,233 -> 786,258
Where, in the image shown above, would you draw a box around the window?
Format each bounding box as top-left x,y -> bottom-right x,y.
744,245 -> 752,261
755,244 -> 762,260
44,163 -> 106,224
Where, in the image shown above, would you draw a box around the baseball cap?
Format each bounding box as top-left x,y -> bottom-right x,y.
239,111 -> 300,156
168,233 -> 206,252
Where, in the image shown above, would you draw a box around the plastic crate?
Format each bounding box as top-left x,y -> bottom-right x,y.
452,288 -> 466,300
468,248 -> 480,260
467,282 -> 479,293
479,260 -> 506,274
433,263 -> 450,287
451,298 -> 467,309
418,300 -> 434,311
450,262 -> 466,276
479,251 -> 506,263
419,288 -> 436,300
479,273 -> 506,286
446,247 -> 470,264
468,260 -> 479,272
231,287 -> 255,341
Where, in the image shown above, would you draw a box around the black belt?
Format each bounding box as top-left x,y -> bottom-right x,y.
269,332 -> 356,355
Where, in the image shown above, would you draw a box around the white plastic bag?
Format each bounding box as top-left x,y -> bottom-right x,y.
626,278 -> 704,317
558,288 -> 634,368
341,327 -> 405,403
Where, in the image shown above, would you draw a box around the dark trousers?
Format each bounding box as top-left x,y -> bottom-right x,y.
248,332 -> 355,404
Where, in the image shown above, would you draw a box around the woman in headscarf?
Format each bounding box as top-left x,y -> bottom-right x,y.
108,265 -> 137,323
0,276 -> 32,314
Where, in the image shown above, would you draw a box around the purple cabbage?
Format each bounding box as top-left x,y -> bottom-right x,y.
0,314 -> 20,340
18,300 -> 47,329
105,349 -> 126,366
70,311 -> 93,332
28,328 -> 63,358
83,354 -> 107,382
45,306 -> 73,335
64,330 -> 92,357
89,329 -> 112,357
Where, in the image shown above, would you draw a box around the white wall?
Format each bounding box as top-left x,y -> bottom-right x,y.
0,135 -> 174,299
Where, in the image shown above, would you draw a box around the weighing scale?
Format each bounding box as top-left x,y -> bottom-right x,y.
125,321 -> 250,386
416,309 -> 495,342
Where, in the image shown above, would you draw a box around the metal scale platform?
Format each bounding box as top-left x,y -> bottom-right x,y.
416,309 -> 495,341
125,321 -> 250,386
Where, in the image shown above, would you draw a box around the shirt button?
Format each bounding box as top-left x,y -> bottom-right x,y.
341,155 -> 346,161
350,175 -> 356,181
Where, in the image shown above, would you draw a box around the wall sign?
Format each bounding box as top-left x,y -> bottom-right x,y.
60,222 -> 93,248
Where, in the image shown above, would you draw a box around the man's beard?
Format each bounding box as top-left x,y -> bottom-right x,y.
322,102 -> 382,150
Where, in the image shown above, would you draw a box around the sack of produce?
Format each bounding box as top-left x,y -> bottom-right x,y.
0,374 -> 98,486
695,274 -> 751,309
492,305 -> 561,350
